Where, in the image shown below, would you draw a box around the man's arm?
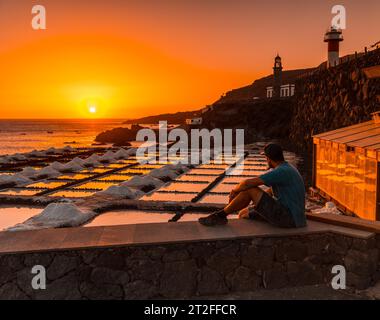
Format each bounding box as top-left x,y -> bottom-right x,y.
233,177 -> 265,193
228,177 -> 265,203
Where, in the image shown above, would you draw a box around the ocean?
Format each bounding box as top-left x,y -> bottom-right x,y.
0,119 -> 130,155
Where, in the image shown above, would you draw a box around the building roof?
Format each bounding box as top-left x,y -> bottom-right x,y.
313,118 -> 380,153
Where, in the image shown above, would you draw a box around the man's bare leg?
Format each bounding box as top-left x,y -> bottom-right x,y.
224,187 -> 264,215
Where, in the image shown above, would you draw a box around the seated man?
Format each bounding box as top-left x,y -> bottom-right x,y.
199,143 -> 306,228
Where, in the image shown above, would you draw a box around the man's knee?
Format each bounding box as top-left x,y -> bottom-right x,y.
239,190 -> 251,197
247,187 -> 262,195
246,187 -> 263,202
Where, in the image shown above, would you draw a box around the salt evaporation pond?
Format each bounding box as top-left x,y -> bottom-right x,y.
85,210 -> 238,227
85,210 -> 175,227
0,206 -> 42,231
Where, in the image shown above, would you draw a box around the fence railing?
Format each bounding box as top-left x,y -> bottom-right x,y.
297,46 -> 380,80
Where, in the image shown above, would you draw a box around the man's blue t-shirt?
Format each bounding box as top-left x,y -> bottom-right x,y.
259,162 -> 306,227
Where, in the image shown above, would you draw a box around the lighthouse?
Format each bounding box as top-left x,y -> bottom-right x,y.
324,27 -> 343,68
273,54 -> 283,98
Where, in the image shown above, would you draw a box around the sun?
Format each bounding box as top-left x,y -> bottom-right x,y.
89,106 -> 97,114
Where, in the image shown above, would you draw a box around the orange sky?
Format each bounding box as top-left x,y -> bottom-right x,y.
0,0 -> 379,119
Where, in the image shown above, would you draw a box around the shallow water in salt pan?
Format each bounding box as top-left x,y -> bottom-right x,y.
210,183 -> 234,193
54,173 -> 95,180
0,188 -> 45,196
85,210 -> 236,227
105,163 -> 130,169
198,194 -> 229,205
73,181 -> 116,190
81,168 -> 113,174
49,190 -> 96,198
197,164 -> 229,170
119,169 -> 151,175
186,169 -> 225,175
85,210 -> 175,227
177,175 -> 217,182
97,175 -> 133,182
26,181 -> 68,189
220,176 -> 247,184
141,192 -> 196,202
158,182 -> 208,193
0,206 -> 42,231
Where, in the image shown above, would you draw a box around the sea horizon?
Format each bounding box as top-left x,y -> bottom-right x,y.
0,118 -> 129,121
0,118 -> 134,155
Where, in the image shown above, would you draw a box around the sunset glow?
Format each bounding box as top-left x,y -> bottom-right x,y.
0,0 -> 379,119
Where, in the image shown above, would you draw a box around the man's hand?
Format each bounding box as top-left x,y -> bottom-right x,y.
238,208 -> 250,219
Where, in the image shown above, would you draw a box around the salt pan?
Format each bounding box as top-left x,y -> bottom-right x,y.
127,148 -> 137,156
21,167 -> 38,177
0,175 -> 12,185
6,203 -> 97,231
10,174 -> 32,186
150,166 -> 180,180
82,157 -> 100,167
49,161 -> 65,171
10,153 -> 27,161
29,150 -> 46,157
36,166 -> 60,178
71,157 -> 85,165
114,148 -> 130,159
98,185 -> 143,199
61,160 -> 84,172
99,151 -> 116,163
121,175 -> 164,190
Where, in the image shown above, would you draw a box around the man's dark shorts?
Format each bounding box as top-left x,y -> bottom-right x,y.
248,192 -> 296,228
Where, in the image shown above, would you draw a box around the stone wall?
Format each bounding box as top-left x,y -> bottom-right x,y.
290,48 -> 380,150
0,233 -> 379,300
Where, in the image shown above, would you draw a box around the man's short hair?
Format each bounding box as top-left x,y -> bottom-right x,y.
262,143 -> 285,162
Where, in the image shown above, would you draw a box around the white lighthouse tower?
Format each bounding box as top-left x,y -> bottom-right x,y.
324,27 -> 343,68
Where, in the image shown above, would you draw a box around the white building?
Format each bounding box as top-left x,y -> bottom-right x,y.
266,87 -> 274,98
186,118 -> 203,125
266,84 -> 295,98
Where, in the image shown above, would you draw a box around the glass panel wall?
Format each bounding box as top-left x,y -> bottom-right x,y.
315,143 -> 377,221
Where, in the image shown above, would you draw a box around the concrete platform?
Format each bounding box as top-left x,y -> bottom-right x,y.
0,219 -> 374,255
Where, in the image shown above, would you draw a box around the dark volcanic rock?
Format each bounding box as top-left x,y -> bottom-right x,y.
95,125 -> 144,144
290,48 -> 380,150
201,99 -> 295,145
226,266 -> 262,292
123,111 -> 199,125
159,260 -> 198,298
197,267 -> 228,296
